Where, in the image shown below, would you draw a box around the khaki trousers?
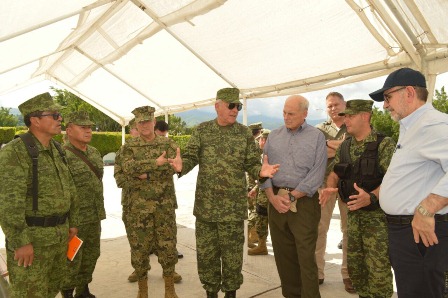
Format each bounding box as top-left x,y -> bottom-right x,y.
315,192 -> 349,280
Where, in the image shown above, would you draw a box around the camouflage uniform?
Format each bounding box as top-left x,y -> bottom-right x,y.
180,95 -> 262,293
246,122 -> 263,241
251,129 -> 271,243
114,109 -> 179,281
0,93 -> 79,298
61,111 -> 106,296
332,129 -> 395,297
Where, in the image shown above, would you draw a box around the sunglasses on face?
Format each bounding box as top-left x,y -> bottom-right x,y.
227,103 -> 243,111
40,113 -> 62,120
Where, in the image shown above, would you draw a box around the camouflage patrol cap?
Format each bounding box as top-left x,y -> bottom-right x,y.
249,122 -> 263,130
216,88 -> 240,103
132,106 -> 155,122
18,92 -> 62,116
256,128 -> 271,140
128,118 -> 136,129
65,111 -> 95,126
338,99 -> 373,116
261,128 -> 271,138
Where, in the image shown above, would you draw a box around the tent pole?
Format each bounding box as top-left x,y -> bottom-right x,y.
122,125 -> 125,145
242,96 -> 247,126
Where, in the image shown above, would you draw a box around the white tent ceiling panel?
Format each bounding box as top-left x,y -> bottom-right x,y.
0,0 -> 95,39
414,0 -> 448,43
105,31 -> 229,107
0,63 -> 41,92
0,17 -> 77,74
1,0 -> 448,124
170,0 -> 388,88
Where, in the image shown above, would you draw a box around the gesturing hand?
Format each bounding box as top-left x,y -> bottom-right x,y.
156,151 -> 168,166
168,147 -> 182,173
260,155 -> 280,178
319,187 -> 338,207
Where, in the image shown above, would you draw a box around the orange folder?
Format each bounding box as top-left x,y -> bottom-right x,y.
67,235 -> 83,261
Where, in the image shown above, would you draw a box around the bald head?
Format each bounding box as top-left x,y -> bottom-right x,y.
283,95 -> 309,131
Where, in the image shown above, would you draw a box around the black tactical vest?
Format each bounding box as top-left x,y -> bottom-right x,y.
333,133 -> 385,211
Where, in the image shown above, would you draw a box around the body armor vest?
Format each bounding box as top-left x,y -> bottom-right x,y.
333,133 -> 385,211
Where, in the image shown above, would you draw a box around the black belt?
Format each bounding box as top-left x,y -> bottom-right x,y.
385,213 -> 448,225
272,185 -> 294,195
26,212 -> 69,227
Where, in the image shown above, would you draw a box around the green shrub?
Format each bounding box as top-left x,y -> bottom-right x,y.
171,135 -> 191,152
0,127 -> 16,144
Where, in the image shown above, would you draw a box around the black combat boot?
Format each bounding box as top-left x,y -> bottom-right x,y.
206,291 -> 218,298
224,291 -> 236,298
75,284 -> 96,298
61,289 -> 74,298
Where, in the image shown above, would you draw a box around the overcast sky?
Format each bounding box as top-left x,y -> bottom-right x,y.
1,73 -> 447,120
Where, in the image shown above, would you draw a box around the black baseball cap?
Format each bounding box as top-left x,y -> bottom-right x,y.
369,68 -> 426,102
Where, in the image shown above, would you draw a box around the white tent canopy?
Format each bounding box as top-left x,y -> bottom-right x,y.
1,0 -> 448,126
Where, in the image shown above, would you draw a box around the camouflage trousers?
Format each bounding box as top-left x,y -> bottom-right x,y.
347,210 -> 393,298
196,219 -> 244,293
123,201 -> 178,279
247,195 -> 257,230
254,191 -> 269,239
6,240 -> 67,297
61,221 -> 101,291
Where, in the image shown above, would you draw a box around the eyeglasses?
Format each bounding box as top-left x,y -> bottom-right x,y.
383,86 -> 406,103
40,113 -> 62,120
227,103 -> 243,111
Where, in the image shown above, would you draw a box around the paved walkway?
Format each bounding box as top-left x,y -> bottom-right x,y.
0,166 -> 397,297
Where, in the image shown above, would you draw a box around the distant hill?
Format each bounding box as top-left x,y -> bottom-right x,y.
175,109 -> 325,130
2,107 -> 20,115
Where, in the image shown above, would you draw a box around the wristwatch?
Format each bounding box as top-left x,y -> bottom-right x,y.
416,204 -> 435,217
368,192 -> 378,205
288,192 -> 296,202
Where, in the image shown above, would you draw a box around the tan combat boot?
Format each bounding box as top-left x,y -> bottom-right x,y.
137,277 -> 148,298
164,275 -> 179,298
248,237 -> 268,255
162,270 -> 182,283
247,227 -> 258,248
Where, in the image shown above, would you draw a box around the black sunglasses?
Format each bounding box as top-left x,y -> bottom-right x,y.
227,103 -> 243,111
40,113 -> 62,120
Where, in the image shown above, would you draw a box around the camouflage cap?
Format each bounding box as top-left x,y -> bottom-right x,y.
338,99 -> 373,116
131,106 -> 155,122
249,122 -> 263,130
261,128 -> 271,138
18,92 -> 62,116
216,88 -> 240,104
128,118 -> 136,129
256,128 -> 271,140
65,111 -> 95,126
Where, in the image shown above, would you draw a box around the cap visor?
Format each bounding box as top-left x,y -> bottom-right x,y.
369,88 -> 388,102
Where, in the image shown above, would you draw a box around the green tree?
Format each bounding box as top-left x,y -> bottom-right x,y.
371,107 -> 400,142
0,107 -> 19,127
52,88 -> 121,131
155,114 -> 193,135
432,86 -> 448,113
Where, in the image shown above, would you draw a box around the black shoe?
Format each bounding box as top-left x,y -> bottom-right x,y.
224,290 -> 236,298
337,239 -> 343,249
177,251 -> 184,259
75,285 -> 96,298
206,291 -> 218,298
61,289 -> 74,298
319,279 -> 324,285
